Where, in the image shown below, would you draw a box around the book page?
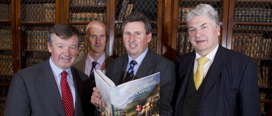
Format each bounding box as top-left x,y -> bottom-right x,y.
95,70 -> 116,87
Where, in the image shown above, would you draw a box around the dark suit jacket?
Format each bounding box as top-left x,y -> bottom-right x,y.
73,53 -> 114,73
174,45 -> 260,116
106,48 -> 176,116
4,60 -> 92,116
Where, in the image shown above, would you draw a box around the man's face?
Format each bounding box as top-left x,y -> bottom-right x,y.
123,22 -> 151,59
85,26 -> 106,54
48,34 -> 79,70
188,14 -> 220,56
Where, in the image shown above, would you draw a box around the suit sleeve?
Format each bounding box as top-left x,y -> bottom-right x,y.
160,61 -> 176,116
4,73 -> 31,116
239,58 -> 260,116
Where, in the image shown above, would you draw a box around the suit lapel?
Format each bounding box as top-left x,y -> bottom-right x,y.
135,49 -> 154,79
38,60 -> 66,116
202,46 -> 228,99
116,56 -> 129,85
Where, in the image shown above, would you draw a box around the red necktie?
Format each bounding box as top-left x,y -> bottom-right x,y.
61,71 -> 74,116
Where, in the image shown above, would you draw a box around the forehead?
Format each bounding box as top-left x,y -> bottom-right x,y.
188,14 -> 214,27
53,34 -> 78,45
124,22 -> 146,32
87,26 -> 105,34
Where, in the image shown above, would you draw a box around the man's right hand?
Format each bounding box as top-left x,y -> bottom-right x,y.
90,87 -> 102,107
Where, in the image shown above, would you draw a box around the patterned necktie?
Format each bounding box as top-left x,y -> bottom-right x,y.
124,60 -> 137,82
194,57 -> 209,90
90,61 -> 98,87
61,71 -> 74,116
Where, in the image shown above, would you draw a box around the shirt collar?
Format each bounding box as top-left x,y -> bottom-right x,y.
195,44 -> 219,62
49,57 -> 71,76
128,48 -> 148,65
86,52 -> 105,66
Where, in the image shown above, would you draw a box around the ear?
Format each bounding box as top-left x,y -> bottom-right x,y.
84,35 -> 88,43
147,33 -> 152,43
47,42 -> 52,53
216,25 -> 221,36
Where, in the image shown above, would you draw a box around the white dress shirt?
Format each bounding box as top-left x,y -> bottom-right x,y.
49,58 -> 76,107
194,44 -> 219,78
85,52 -> 106,76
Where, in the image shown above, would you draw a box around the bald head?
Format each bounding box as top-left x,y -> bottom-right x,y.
85,21 -> 107,59
86,21 -> 106,35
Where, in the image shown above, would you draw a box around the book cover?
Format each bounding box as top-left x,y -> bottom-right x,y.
94,70 -> 160,116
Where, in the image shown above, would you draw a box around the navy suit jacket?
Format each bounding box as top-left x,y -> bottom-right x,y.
106,48 -> 176,116
4,60 -> 92,116
174,45 -> 260,116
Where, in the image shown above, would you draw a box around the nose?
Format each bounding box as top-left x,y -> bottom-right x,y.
63,47 -> 70,55
195,29 -> 202,37
95,38 -> 100,44
129,34 -> 136,42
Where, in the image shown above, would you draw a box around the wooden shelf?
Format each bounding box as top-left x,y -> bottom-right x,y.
0,74 -> 13,77
253,58 -> 272,60
70,5 -> 106,8
115,20 -> 157,24
24,49 -> 49,53
0,20 -> 11,23
20,22 -> 55,25
261,99 -> 272,103
236,0 -> 270,2
69,22 -> 90,25
234,22 -> 272,26
0,48 -> 12,51
0,84 -> 10,87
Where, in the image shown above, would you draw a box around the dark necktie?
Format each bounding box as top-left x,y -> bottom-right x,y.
90,61 -> 98,87
61,71 -> 74,116
124,60 -> 137,82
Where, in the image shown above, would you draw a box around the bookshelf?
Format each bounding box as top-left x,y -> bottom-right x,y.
0,0 -> 15,114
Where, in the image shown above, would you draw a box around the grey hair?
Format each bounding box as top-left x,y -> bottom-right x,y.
185,4 -> 219,27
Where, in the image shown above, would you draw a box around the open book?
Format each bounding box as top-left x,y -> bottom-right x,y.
94,70 -> 160,116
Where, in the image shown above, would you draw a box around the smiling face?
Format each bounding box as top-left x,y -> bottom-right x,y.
48,34 -> 79,70
123,22 -> 152,59
85,22 -> 106,56
188,14 -> 220,56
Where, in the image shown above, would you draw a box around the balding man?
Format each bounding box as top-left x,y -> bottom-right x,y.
73,21 -> 113,76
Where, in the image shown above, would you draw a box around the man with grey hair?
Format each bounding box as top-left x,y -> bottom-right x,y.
5,24 -> 93,115
174,4 -> 260,116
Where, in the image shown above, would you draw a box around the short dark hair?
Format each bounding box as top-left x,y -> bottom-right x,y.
48,24 -> 81,48
122,12 -> 152,34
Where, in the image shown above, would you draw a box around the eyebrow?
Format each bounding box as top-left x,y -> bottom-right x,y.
189,23 -> 208,29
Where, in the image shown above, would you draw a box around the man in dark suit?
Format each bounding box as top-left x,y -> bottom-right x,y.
4,24 -> 92,116
73,21 -> 113,75
173,4 -> 260,116
91,12 -> 176,116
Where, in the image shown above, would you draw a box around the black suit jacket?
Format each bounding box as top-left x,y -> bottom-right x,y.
106,48 -> 176,116
4,60 -> 92,116
174,45 -> 260,116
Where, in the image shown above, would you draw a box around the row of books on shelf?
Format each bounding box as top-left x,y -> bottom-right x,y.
0,55 -> 13,75
260,92 -> 267,114
21,3 -> 55,22
0,76 -> 11,85
0,4 -> 11,21
26,30 -> 49,51
72,25 -> 87,33
178,7 -> 223,22
0,30 -> 12,50
78,41 -> 89,56
231,33 -> 271,58
114,36 -> 157,57
234,8 -> 271,23
257,66 -> 270,88
234,25 -> 272,31
0,86 -> 8,100
70,13 -> 106,23
26,58 -> 45,68
117,0 -> 133,21
70,0 -> 106,5
177,32 -> 194,56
